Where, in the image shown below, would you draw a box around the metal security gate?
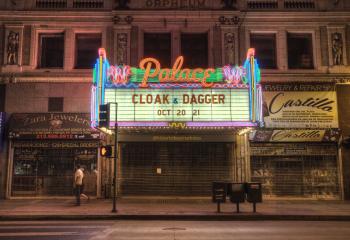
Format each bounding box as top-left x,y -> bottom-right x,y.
120,142 -> 232,196
251,155 -> 340,199
11,141 -> 98,197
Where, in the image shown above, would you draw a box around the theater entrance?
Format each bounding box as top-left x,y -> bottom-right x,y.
119,142 -> 233,196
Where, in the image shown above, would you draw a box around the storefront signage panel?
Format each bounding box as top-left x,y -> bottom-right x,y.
250,129 -> 340,142
13,141 -> 99,148
9,113 -> 99,139
105,89 -> 249,122
250,143 -> 337,156
263,84 -> 338,128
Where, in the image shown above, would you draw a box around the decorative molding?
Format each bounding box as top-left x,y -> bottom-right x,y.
116,33 -> 128,65
218,16 -> 239,25
332,32 -> 343,65
224,32 -> 235,65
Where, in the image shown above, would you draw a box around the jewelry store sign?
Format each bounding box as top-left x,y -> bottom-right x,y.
262,84 -> 338,128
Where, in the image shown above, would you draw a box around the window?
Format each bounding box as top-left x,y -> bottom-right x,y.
38,33 -> 64,68
144,33 -> 171,68
48,97 -> 64,112
181,33 -> 208,68
75,33 -> 102,69
250,34 -> 277,69
287,33 -> 314,69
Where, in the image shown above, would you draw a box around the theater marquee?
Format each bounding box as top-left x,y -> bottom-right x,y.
91,49 -> 263,128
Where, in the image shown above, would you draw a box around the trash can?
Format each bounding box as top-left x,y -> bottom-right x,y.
228,182 -> 246,213
246,182 -> 262,212
212,182 -> 227,212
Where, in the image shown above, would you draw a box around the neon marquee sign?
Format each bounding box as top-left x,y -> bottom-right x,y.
91,49 -> 263,128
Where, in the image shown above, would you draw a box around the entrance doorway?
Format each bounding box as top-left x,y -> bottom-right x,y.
120,142 -> 232,196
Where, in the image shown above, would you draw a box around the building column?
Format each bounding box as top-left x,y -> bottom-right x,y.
1,24 -> 24,73
233,133 -> 250,182
221,26 -> 239,66
113,26 -> 131,66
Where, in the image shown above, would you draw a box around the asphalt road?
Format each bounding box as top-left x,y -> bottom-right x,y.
0,221 -> 114,240
1,221 -> 350,240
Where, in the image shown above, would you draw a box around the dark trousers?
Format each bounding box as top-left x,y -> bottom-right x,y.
75,185 -> 82,205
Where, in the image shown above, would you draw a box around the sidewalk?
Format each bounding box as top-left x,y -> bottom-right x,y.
1,198 -> 350,221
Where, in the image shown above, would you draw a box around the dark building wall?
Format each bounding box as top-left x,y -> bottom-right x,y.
5,83 -> 91,114
0,24 -> 3,66
0,84 -> 5,112
337,84 -> 350,200
0,84 -> 5,199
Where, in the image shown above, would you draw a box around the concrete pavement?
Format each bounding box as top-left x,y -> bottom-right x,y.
1,198 -> 350,221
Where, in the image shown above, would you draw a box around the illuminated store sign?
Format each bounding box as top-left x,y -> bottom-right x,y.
91,49 -> 263,128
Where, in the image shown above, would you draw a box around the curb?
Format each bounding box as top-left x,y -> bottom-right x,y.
1,214 -> 350,221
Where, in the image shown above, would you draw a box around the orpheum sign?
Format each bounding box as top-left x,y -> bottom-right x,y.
91,48 -> 263,128
262,83 -> 338,128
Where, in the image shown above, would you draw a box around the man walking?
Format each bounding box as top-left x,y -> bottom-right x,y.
74,165 -> 84,206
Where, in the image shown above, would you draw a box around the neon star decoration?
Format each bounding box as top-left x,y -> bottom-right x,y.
91,48 -> 263,129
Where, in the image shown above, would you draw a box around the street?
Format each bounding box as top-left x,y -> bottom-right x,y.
0,221 -> 350,240
0,221 -> 114,240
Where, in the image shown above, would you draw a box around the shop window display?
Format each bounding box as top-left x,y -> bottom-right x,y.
12,146 -> 97,196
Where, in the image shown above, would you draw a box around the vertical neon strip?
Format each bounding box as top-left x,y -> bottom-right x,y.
244,58 -> 252,121
99,55 -> 103,103
91,86 -> 96,127
250,56 -> 256,122
258,85 -> 263,122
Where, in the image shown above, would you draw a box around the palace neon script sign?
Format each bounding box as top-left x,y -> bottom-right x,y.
104,50 -> 259,88
138,56 -> 215,88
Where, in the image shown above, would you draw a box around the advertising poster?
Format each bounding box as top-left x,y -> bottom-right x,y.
262,84 -> 338,128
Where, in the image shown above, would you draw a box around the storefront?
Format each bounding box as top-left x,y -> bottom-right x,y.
92,48 -> 263,196
117,133 -> 235,196
7,113 -> 100,198
250,83 -> 342,199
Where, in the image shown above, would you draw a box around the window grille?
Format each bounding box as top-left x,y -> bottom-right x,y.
247,0 -> 278,9
36,0 -> 67,8
284,0 -> 315,9
73,0 -> 104,8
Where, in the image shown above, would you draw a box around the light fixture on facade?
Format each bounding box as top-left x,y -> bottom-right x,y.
238,127 -> 253,136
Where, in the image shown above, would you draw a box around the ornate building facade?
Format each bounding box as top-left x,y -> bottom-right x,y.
0,0 -> 350,200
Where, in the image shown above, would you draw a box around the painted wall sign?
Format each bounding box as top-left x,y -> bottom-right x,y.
262,84 -> 338,128
0,112 -> 5,151
250,129 -> 340,142
91,49 -> 263,128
